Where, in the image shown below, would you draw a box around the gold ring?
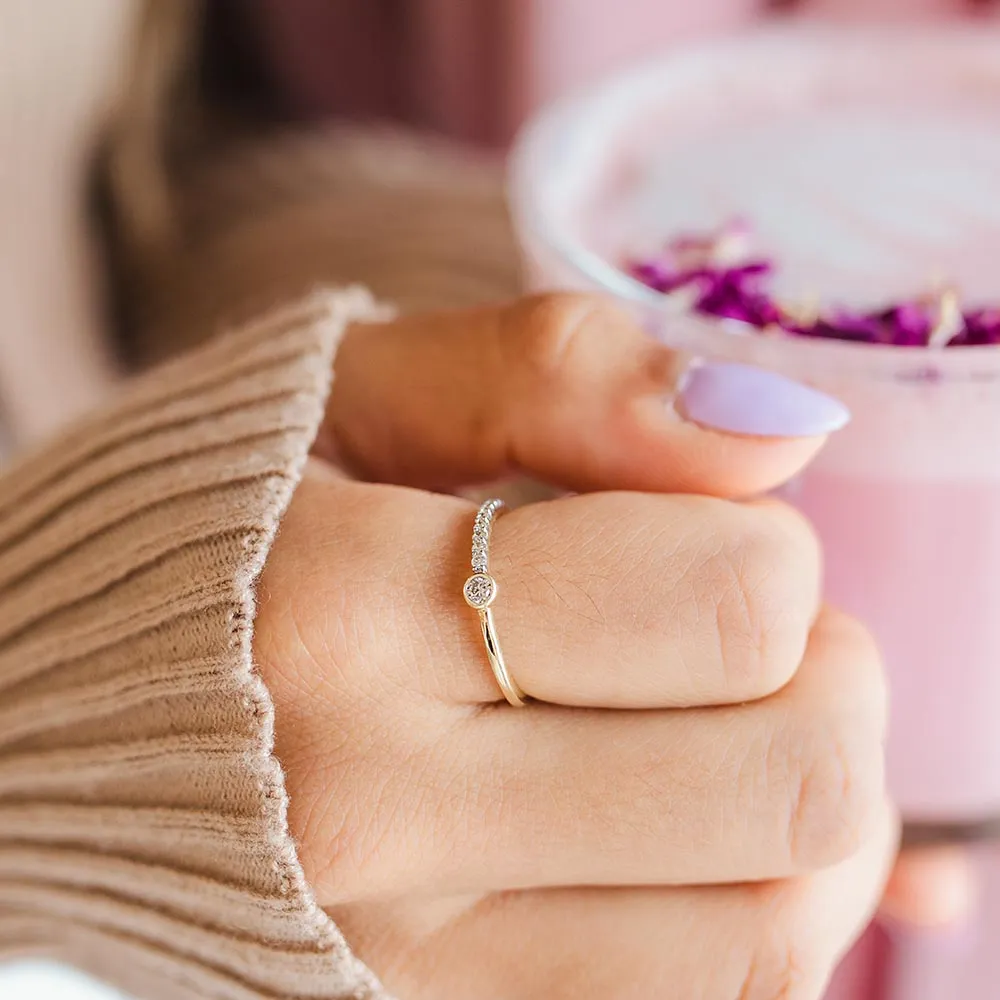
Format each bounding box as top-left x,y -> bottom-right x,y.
462,499 -> 527,707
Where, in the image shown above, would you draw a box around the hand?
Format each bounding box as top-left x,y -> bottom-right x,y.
256,295 -> 896,999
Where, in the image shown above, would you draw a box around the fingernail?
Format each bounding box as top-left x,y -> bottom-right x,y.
677,361 -> 850,437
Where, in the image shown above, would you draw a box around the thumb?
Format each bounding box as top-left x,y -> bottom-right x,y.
321,293 -> 849,497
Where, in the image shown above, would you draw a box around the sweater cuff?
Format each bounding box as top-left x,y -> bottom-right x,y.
0,287 -> 393,999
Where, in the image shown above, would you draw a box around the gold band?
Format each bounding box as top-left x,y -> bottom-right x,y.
478,605 -> 527,707
463,500 -> 527,707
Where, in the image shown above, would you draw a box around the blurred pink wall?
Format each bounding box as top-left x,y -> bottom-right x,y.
247,0 -> 987,143
251,0 -> 762,144
408,0 -> 761,142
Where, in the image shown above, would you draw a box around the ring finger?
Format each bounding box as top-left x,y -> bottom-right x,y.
320,484 -> 822,710
303,605 -> 886,900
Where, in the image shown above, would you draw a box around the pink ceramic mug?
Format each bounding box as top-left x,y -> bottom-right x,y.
509,25 -> 1000,998
510,24 -> 1000,823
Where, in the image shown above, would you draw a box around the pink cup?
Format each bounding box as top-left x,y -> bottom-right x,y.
511,28 -> 1000,999
510,23 -> 1000,824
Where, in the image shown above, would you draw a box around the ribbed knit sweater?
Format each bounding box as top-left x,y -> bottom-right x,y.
0,288 -> 395,999
0,4 -> 522,997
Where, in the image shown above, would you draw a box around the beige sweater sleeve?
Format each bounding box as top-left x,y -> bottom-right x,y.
0,287 -> 392,1000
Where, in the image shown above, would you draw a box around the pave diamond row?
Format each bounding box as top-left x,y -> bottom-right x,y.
471,498 -> 504,574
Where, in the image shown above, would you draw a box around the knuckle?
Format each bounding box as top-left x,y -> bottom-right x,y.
820,607 -> 890,738
784,710 -> 884,869
741,891 -> 829,1000
504,292 -> 610,383
710,506 -> 817,699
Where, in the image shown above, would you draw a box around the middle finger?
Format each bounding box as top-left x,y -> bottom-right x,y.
314,606 -> 887,899
460,607 -> 886,892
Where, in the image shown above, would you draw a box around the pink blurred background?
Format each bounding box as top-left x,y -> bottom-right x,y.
241,0 -> 995,145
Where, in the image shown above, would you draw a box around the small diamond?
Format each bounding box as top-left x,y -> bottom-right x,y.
463,573 -> 497,609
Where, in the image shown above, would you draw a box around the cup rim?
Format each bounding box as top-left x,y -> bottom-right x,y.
507,22 -> 1000,380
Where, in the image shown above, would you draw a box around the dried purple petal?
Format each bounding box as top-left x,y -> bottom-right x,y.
693,267 -> 782,327
627,260 -> 682,294
803,309 -> 885,344
627,221 -> 996,348
964,309 -> 1000,346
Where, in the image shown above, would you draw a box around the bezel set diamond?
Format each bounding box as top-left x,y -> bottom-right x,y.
463,572 -> 498,610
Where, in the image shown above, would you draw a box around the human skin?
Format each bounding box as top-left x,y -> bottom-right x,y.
253,294 -> 904,998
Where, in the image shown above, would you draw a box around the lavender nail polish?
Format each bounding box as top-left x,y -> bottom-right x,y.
677,361 -> 850,438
